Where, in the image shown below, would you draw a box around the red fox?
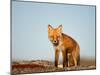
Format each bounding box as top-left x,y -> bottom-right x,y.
48,24 -> 80,68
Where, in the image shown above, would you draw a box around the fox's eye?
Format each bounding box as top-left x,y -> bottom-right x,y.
57,36 -> 60,40
50,35 -> 53,38
50,38 -> 53,41
57,36 -> 60,38
49,36 -> 53,40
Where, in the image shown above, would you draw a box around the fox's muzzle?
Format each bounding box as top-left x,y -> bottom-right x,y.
53,40 -> 59,46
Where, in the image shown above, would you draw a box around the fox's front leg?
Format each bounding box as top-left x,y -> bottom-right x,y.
62,50 -> 67,68
55,49 -> 59,67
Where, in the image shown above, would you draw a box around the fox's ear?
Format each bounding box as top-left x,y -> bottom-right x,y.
57,25 -> 62,33
48,24 -> 53,32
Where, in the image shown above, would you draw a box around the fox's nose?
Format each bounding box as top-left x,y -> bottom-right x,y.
54,40 -> 57,43
53,40 -> 59,46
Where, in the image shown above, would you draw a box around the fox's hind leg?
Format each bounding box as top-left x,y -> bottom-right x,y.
67,53 -> 71,67
72,51 -> 77,67
77,54 -> 80,65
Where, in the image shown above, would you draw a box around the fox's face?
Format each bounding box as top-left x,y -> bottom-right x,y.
48,24 -> 62,46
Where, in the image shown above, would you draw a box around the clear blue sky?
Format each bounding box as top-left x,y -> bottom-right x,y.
12,1 -> 96,61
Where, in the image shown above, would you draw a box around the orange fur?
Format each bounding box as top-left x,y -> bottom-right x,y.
48,24 -> 80,68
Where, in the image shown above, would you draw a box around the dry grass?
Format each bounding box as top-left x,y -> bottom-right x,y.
11,59 -> 96,75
